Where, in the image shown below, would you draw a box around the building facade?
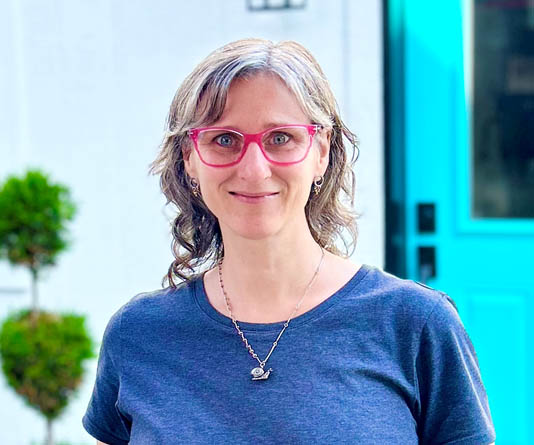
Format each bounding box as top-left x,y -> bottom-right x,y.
0,1 -> 383,443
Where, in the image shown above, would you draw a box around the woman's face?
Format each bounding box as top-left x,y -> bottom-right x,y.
184,73 -> 329,242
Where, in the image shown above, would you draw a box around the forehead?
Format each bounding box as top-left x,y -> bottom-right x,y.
213,73 -> 310,131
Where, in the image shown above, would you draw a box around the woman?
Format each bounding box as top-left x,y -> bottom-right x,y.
83,39 -> 496,444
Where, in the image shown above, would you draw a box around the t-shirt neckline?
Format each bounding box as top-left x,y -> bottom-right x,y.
191,264 -> 371,332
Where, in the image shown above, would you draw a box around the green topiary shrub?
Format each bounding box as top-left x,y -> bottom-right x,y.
0,310 -> 95,443
0,170 -> 94,445
0,169 -> 76,315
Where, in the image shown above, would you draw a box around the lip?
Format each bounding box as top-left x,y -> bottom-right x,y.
229,191 -> 279,203
230,191 -> 279,197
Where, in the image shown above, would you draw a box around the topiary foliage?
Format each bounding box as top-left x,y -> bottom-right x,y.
0,170 -> 76,278
0,309 -> 95,420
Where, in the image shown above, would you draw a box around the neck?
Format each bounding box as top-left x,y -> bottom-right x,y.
218,228 -> 324,318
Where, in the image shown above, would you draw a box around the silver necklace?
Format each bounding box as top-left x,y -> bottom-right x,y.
217,247 -> 325,381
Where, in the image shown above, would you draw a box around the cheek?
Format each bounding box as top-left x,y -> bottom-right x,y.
285,173 -> 314,203
197,171 -> 228,206
196,186 -> 223,221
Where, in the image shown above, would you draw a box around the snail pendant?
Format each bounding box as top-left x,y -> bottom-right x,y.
251,366 -> 272,381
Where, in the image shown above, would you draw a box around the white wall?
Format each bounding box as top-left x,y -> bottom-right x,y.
0,1 -> 383,443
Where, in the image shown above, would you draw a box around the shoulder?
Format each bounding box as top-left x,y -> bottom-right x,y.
104,276 -> 201,335
354,265 -> 459,328
125,277 -> 197,313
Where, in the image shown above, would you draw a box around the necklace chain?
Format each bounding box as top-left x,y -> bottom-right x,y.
217,247 -> 325,372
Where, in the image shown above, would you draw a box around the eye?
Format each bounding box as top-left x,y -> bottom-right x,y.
214,133 -> 236,147
270,132 -> 290,145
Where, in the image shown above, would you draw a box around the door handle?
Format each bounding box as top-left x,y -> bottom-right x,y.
418,246 -> 436,284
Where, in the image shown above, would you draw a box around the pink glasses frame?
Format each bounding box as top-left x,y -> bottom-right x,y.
187,124 -> 322,167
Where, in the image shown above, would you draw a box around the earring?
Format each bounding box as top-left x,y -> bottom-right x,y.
313,176 -> 324,195
190,177 -> 200,197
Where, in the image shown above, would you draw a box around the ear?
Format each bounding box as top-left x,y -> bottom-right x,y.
315,128 -> 331,177
183,145 -> 198,179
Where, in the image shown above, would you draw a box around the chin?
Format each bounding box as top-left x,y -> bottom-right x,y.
224,218 -> 285,241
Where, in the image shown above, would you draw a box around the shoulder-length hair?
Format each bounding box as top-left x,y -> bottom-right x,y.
149,38 -> 359,287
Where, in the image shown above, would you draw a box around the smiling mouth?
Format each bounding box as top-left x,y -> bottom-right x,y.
229,192 -> 279,197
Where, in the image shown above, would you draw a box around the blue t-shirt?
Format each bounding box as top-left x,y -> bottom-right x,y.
82,265 -> 495,444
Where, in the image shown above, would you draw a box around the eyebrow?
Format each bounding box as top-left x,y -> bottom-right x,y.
211,121 -> 307,132
262,121 -> 295,129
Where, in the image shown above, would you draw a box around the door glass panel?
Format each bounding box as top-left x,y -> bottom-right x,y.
473,0 -> 534,218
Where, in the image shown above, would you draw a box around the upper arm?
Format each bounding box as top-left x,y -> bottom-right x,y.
416,295 -> 496,443
97,441 -> 109,445
82,307 -> 131,443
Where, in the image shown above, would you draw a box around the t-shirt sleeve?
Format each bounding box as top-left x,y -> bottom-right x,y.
82,306 -> 131,445
415,294 -> 496,445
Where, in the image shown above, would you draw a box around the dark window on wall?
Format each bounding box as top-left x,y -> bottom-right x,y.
247,0 -> 306,11
473,0 -> 534,218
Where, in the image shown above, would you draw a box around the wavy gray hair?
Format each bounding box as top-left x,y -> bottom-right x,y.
149,38 -> 358,287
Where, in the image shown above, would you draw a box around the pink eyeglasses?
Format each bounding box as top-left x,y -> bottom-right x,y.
187,124 -> 322,167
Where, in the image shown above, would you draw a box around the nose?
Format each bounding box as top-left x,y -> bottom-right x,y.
236,141 -> 272,180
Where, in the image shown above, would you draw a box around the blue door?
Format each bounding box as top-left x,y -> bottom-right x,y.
387,0 -> 534,443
